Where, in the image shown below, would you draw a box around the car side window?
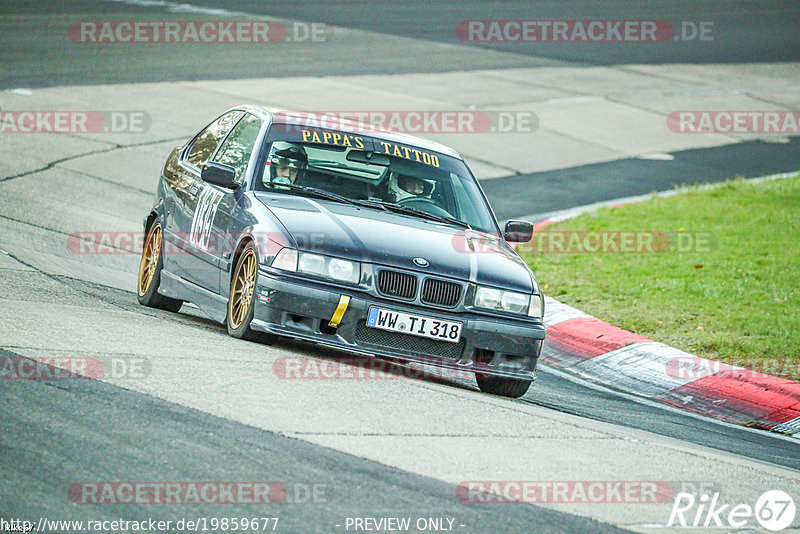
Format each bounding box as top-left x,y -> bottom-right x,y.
185,111 -> 244,168
213,113 -> 263,184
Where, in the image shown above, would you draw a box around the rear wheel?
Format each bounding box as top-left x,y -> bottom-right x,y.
227,244 -> 259,340
475,374 -> 532,398
137,221 -> 183,312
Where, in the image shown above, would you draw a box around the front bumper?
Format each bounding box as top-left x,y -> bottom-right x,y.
251,269 -> 546,380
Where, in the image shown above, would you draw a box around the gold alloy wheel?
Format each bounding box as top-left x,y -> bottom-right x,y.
229,249 -> 257,329
137,223 -> 161,297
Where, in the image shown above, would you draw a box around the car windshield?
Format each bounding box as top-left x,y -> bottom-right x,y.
254,126 -> 500,234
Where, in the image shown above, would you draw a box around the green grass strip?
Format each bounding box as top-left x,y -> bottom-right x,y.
522,175 -> 800,380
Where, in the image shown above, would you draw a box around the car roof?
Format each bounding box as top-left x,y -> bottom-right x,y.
235,105 -> 464,160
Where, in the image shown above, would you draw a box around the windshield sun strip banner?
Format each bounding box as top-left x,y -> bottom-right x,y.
267,125 -> 453,170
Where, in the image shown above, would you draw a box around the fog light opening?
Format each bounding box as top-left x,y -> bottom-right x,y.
319,324 -> 338,335
473,348 -> 495,366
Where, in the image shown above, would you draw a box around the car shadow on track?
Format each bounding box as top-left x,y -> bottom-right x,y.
77,277 -> 482,395
153,300 -> 480,393
264,334 -> 481,394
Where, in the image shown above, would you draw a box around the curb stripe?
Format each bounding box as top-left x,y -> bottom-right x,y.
571,342 -> 699,397
772,416 -> 800,434
539,298 -> 800,435
532,220 -> 556,232
543,296 -> 591,327
547,318 -> 652,358
656,372 -> 800,425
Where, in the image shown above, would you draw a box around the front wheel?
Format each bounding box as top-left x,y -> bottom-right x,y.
475,374 -> 532,398
137,221 -> 183,312
227,244 -> 260,340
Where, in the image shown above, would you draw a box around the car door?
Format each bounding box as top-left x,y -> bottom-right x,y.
163,110 -> 243,290
196,112 -> 264,295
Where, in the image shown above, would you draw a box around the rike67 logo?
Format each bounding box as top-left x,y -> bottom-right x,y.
669,490 -> 796,531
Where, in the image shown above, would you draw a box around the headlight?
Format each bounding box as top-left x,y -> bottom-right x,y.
328,258 -> 355,282
474,286 -> 530,315
272,248 -> 360,285
474,287 -> 501,309
272,248 -> 298,271
298,253 -> 325,275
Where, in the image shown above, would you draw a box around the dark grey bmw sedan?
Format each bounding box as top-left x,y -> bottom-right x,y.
138,106 -> 545,397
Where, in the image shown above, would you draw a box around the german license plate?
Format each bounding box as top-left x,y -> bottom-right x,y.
366,306 -> 462,343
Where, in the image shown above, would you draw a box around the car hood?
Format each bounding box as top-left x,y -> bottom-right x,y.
253,193 -> 534,292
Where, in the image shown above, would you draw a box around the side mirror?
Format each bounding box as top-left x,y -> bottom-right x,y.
504,220 -> 533,243
201,161 -> 237,189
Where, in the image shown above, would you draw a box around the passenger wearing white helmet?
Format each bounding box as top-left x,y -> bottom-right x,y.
267,142 -> 307,185
387,172 -> 434,202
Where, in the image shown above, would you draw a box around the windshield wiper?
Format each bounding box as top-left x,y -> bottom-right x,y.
351,199 -> 388,211
354,200 -> 471,229
263,182 -> 356,205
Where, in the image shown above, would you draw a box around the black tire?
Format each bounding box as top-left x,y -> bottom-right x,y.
137,221 -> 183,312
475,374 -> 532,398
227,243 -> 260,341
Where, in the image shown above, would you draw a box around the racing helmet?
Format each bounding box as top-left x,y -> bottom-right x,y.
387,172 -> 434,202
268,142 -> 308,184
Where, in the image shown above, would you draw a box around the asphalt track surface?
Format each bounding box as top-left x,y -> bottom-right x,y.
0,341 -> 620,534
1,1 -> 800,532
2,0 -> 800,89
486,137 -> 800,221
